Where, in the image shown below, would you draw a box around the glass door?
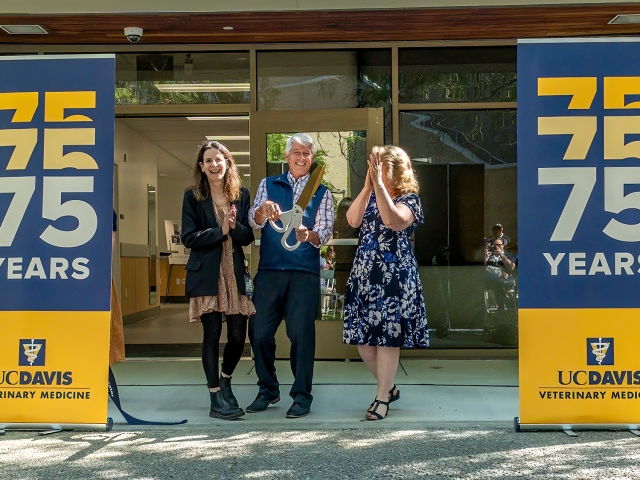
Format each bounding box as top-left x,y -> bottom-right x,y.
249,108 -> 384,358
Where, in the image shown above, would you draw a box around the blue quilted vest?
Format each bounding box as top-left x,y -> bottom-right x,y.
258,173 -> 328,275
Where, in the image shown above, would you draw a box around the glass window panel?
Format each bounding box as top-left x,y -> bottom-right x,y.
399,47 -> 517,104
400,109 -> 516,165
357,50 -> 392,144
116,52 -> 250,105
258,50 -> 391,113
357,50 -> 392,108
400,109 -> 517,348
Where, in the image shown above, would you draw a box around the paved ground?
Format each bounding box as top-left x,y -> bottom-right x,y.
1,423 -> 640,479
3,360 -> 638,479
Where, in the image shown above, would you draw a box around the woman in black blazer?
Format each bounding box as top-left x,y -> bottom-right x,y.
181,140 -> 255,420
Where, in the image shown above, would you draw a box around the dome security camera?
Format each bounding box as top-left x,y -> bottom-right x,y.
124,27 -> 143,43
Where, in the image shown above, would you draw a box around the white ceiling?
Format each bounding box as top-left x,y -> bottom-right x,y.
2,0 -> 627,14
118,115 -> 250,175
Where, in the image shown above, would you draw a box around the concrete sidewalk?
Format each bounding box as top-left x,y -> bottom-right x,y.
108,358 -> 519,426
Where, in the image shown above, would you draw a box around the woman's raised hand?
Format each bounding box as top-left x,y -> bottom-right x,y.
367,151 -> 384,190
222,209 -> 230,236
364,167 -> 373,192
229,205 -> 237,230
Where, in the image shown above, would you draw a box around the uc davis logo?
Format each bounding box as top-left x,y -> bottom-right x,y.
19,339 -> 46,367
587,337 -> 614,366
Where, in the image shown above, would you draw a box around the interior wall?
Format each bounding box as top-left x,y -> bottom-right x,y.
115,120 -> 174,246
158,172 -> 192,252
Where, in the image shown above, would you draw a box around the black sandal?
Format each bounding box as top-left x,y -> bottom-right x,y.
369,385 -> 400,408
389,384 -> 400,403
365,399 -> 390,421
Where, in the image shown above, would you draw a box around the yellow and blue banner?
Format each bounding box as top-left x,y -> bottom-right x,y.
518,39 -> 640,428
0,55 -> 114,428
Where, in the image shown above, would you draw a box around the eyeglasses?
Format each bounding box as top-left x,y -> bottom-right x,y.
493,243 -> 503,246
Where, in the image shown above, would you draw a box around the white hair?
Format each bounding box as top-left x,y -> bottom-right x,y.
285,133 -> 316,157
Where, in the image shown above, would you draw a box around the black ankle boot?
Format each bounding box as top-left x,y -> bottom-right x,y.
220,375 -> 239,408
209,390 -> 244,420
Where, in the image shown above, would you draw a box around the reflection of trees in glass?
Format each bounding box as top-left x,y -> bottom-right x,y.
115,81 -> 249,105
358,72 -> 391,108
357,71 -> 392,143
400,110 -> 516,165
400,72 -> 517,104
258,75 -> 357,111
257,77 -> 282,111
257,50 -> 392,112
338,132 -> 367,193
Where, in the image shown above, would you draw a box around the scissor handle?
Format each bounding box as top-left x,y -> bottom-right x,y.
269,205 -> 304,251
269,218 -> 289,233
281,230 -> 302,251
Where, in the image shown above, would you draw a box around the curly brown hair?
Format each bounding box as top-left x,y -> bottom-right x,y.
191,140 -> 241,203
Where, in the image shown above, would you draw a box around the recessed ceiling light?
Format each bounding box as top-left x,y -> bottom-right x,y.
205,136 -> 250,141
236,164 -> 250,167
159,173 -> 168,177
223,26 -> 234,30
186,116 -> 249,121
230,152 -> 250,156
0,25 -> 48,34
609,14 -> 640,24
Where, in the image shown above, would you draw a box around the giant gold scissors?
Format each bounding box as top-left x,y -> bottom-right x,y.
269,163 -> 325,251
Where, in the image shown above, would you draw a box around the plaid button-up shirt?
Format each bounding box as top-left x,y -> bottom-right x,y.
249,171 -> 335,248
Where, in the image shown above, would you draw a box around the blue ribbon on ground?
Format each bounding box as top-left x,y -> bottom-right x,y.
108,367 -> 188,426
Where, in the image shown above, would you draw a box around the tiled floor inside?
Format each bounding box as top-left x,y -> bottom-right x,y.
124,304 -> 201,344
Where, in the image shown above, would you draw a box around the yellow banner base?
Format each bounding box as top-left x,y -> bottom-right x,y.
0,311 -> 110,425
519,308 -> 640,427
515,419 -> 640,433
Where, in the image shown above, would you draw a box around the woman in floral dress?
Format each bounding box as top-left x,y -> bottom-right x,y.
343,145 -> 429,420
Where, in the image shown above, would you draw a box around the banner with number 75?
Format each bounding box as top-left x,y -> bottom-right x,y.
0,55 -> 114,312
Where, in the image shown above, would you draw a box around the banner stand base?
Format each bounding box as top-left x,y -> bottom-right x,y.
0,418 -> 113,433
515,417 -> 640,433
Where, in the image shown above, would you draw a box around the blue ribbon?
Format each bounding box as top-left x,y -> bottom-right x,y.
108,367 -> 187,426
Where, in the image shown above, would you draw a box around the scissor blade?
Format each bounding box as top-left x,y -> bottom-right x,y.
295,163 -> 324,210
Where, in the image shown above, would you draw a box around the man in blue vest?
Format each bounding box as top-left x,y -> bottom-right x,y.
248,133 -> 335,418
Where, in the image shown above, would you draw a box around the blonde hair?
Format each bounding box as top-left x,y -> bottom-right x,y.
191,140 -> 241,203
373,145 -> 419,195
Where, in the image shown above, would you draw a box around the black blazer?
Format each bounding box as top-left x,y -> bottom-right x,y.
181,187 -> 254,298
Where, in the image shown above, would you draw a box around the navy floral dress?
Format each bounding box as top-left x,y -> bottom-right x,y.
343,192 -> 429,348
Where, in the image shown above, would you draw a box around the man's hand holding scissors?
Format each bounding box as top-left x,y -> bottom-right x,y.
256,200 -> 282,223
294,225 -> 320,245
